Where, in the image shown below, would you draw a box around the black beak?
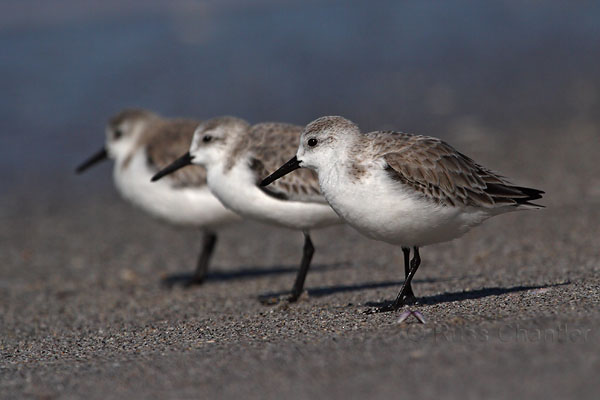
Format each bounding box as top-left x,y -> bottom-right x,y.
75,148 -> 108,174
151,152 -> 193,182
260,156 -> 302,186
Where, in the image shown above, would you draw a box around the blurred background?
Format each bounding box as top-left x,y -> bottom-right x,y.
1,0 -> 599,195
2,2 -> 600,398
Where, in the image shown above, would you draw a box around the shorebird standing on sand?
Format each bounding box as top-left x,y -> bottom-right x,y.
76,109 -> 240,287
152,117 -> 342,303
261,116 -> 544,312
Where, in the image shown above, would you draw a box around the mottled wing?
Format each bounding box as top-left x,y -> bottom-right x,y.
372,132 -> 543,208
248,123 -> 325,203
145,119 -> 207,188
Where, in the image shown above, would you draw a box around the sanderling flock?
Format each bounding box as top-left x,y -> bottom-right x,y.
79,109 -> 544,313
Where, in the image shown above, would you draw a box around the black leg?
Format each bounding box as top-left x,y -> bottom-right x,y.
162,231 -> 218,288
287,231 -> 314,302
258,231 -> 314,305
183,231 -> 218,287
402,247 -> 416,302
375,246 -> 421,312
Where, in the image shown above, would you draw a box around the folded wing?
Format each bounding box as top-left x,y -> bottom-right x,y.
248,123 -> 326,203
377,133 -> 544,208
145,119 -> 207,188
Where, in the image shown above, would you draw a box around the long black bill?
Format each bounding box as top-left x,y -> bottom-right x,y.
260,156 -> 301,187
151,152 -> 193,182
75,148 -> 108,174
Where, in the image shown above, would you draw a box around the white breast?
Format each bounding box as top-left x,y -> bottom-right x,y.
206,161 -> 341,231
113,150 -> 239,228
318,164 -> 492,246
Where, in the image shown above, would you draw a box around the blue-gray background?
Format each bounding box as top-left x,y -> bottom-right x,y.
2,3 -> 600,398
1,0 -> 599,192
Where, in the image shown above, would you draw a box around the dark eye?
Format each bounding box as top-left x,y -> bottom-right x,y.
114,129 -> 123,139
203,135 -> 212,143
307,138 -> 318,147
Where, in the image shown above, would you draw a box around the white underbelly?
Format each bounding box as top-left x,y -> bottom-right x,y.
321,170 -> 491,246
207,164 -> 341,231
113,151 -> 239,228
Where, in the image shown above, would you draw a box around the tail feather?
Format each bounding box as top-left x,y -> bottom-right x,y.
485,183 -> 545,208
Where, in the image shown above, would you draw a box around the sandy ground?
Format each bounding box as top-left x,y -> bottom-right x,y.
1,126 -> 600,399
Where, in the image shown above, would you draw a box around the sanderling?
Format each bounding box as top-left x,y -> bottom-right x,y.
261,116 -> 544,312
151,116 -> 342,303
76,109 -> 240,286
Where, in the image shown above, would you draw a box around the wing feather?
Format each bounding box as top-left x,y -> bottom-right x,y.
144,119 -> 207,188
247,123 -> 326,203
372,132 -> 543,208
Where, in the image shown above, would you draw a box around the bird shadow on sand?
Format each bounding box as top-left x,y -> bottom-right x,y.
161,263 -> 348,288
364,281 -> 571,308
257,276 -> 464,300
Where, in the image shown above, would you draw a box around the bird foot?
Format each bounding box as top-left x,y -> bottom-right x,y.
259,291 -> 306,306
364,295 -> 419,314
